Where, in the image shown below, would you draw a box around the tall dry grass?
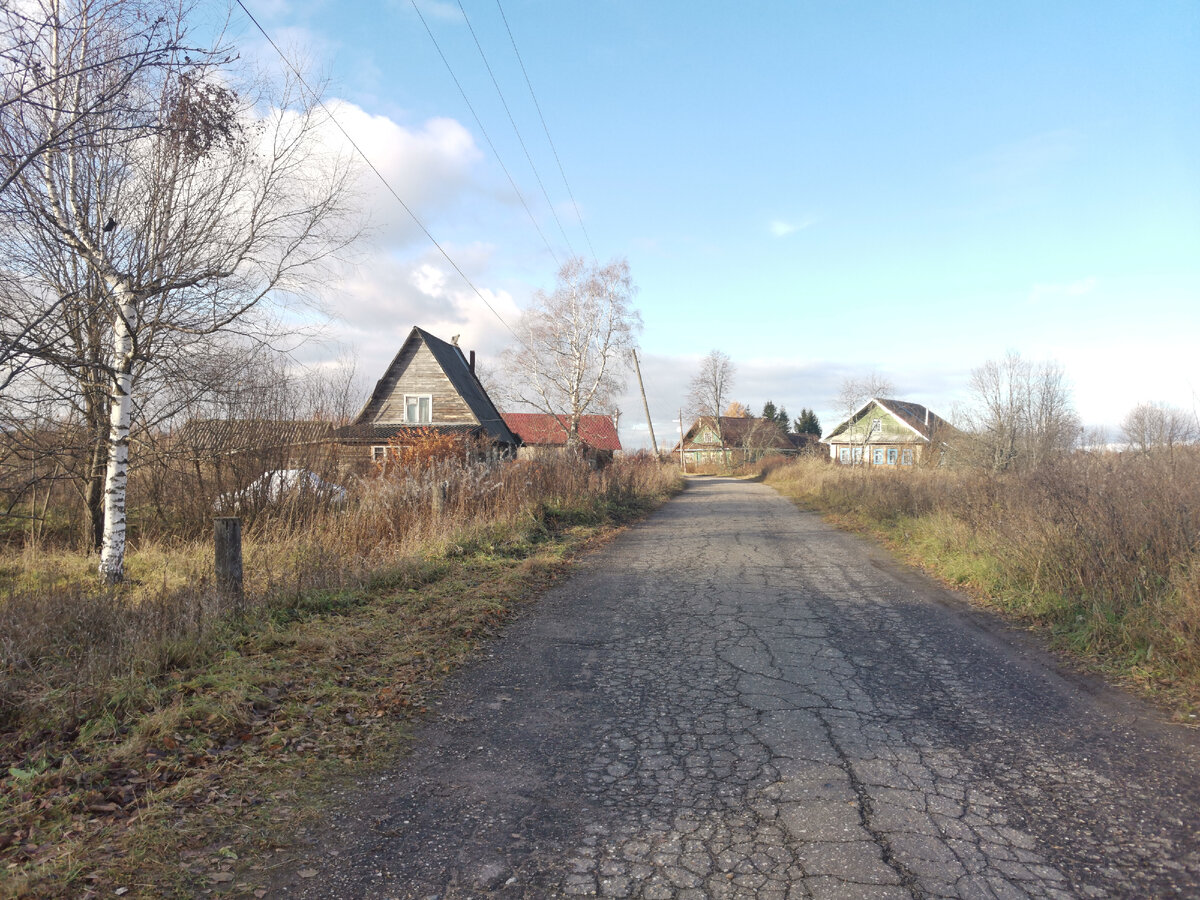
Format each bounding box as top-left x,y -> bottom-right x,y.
0,454 -> 680,738
764,450 -> 1200,694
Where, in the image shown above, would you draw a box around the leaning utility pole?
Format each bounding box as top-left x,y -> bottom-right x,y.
631,349 -> 657,453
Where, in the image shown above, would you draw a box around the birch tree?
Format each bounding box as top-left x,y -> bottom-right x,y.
0,0 -> 357,582
0,0 -> 202,389
503,256 -> 640,449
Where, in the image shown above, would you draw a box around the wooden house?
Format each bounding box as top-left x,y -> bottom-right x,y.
821,398 -> 954,467
502,412 -> 622,465
338,327 -> 518,460
673,416 -> 793,470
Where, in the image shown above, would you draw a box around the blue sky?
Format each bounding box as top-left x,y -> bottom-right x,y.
236,0 -> 1200,449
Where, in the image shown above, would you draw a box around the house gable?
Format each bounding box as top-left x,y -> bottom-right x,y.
349,327 -> 517,447
823,398 -> 946,446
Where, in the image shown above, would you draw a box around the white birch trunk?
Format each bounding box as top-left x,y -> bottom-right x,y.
98,276 -> 136,584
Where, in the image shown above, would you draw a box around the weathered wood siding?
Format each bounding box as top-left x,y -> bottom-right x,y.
365,343 -> 477,425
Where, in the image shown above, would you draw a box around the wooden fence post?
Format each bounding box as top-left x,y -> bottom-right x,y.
432,480 -> 449,516
214,516 -> 244,611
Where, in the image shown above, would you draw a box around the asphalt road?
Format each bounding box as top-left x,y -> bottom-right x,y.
272,477 -> 1200,899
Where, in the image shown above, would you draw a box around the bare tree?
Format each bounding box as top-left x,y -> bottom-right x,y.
1121,401 -> 1198,455
0,0 -> 357,581
685,349 -> 735,455
836,371 -> 895,417
962,351 -> 1080,472
503,256 -> 640,449
687,350 -> 735,420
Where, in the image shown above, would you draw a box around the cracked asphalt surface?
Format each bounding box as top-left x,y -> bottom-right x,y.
272,477 -> 1200,899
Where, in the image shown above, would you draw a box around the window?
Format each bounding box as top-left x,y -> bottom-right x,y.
372,445 -> 387,462
901,449 -> 913,466
873,448 -> 885,465
870,417 -> 882,434
852,447 -> 863,463
887,448 -> 898,465
839,448 -> 850,463
405,394 -> 432,424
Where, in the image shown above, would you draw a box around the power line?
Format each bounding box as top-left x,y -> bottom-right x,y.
455,0 -> 577,260
495,0 -> 598,262
409,0 -> 563,266
233,0 -> 521,341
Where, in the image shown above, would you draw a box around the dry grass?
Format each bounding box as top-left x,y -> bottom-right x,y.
0,455 -> 682,897
765,450 -> 1200,712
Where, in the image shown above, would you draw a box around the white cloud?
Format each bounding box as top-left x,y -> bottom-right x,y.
1028,276 -> 1098,304
768,217 -> 816,238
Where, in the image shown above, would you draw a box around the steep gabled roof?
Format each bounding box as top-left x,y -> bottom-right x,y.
354,327 -> 517,445
822,398 -> 953,444
502,413 -> 622,451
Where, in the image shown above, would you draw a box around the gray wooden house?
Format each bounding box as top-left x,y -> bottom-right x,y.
338,327 -> 518,460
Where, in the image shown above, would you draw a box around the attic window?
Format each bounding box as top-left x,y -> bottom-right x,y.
405,394 -> 432,424
870,417 -> 882,434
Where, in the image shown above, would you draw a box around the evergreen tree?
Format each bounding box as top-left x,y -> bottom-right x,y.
760,400 -> 778,424
776,405 -> 790,432
795,408 -> 822,437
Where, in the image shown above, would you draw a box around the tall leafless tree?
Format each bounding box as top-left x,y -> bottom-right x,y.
1121,401 -> 1198,455
686,349 -> 736,452
0,0 -> 208,389
0,0 -> 358,581
962,351 -> 1080,472
503,256 -> 640,450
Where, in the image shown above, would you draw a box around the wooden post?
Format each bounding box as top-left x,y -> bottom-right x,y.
214,517 -> 244,611
432,480 -> 449,516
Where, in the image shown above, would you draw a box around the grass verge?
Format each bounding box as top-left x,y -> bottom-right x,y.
1,473 -> 681,898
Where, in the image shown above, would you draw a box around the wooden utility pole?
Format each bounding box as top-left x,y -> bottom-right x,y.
631,349 -> 657,453
679,408 -> 686,472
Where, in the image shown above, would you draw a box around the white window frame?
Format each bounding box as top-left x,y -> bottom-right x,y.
404,394 -> 432,424
372,445 -> 387,462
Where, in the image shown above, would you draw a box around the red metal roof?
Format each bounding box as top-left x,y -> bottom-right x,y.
502,413 -> 622,451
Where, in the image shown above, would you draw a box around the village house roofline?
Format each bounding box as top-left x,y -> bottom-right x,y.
673,415 -> 793,452
821,398 -> 953,444
352,326 -> 517,446
501,413 -> 622,451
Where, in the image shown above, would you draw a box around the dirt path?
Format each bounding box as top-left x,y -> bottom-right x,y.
270,477 -> 1200,898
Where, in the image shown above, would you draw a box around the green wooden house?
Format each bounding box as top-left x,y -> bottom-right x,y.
821,398 -> 955,467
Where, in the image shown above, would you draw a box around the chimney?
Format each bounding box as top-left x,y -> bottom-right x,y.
612,410 -> 620,431
924,406 -> 929,427
469,350 -> 475,374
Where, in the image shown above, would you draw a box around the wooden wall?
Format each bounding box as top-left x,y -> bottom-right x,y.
366,343 -> 477,425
